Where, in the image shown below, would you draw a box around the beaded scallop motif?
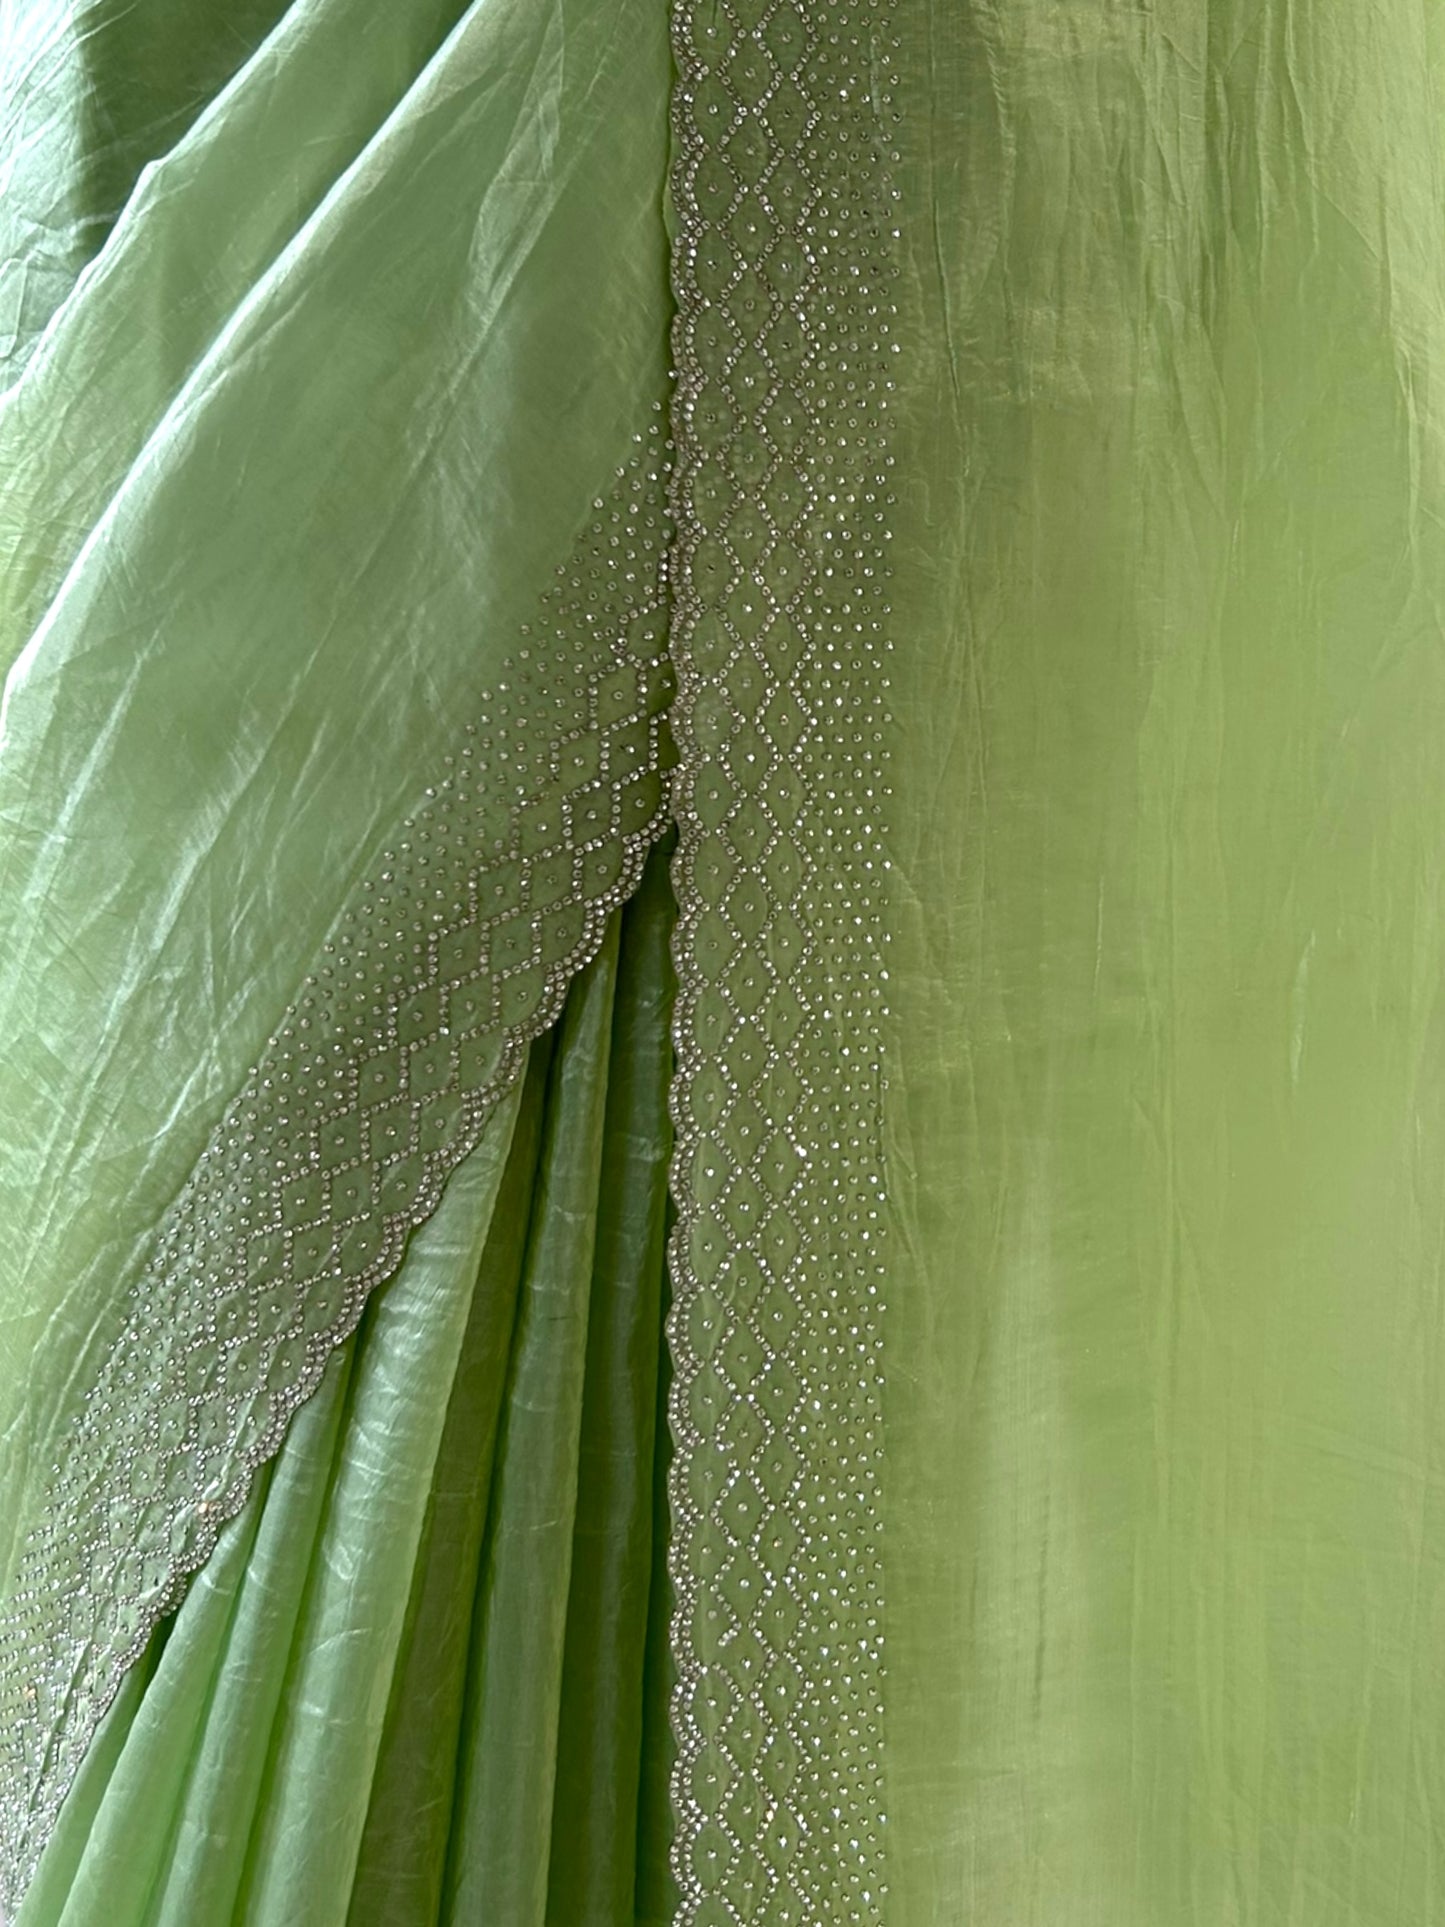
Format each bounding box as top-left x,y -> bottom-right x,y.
0,425 -> 676,1910
666,0 -> 900,1920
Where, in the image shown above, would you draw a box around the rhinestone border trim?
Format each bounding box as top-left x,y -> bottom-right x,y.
665,0 -> 900,1917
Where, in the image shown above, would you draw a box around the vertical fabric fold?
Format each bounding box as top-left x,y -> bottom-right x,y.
18,847 -> 681,1926
545,838 -> 678,1927
438,919 -> 622,1925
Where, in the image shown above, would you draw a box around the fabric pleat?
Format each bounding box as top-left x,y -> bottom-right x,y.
439,905 -> 622,1924
543,836 -> 676,1927
344,1022 -> 552,1927
16,848 -> 678,1927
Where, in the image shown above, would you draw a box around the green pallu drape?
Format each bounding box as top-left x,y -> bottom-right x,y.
9,0 -> 1445,1923
17,847 -> 679,1927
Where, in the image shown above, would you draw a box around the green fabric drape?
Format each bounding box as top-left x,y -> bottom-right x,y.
882,6 -> 1445,1921
8,0 -> 1445,1922
0,0 -> 676,1896
18,850 -> 677,1927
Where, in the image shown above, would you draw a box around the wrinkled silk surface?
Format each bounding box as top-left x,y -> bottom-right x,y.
7,0 -> 1445,1924
18,850 -> 679,1927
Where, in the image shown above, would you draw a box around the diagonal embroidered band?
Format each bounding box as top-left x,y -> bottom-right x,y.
0,428 -> 676,1910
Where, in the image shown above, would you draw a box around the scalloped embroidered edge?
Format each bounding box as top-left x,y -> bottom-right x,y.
0,433 -> 676,1911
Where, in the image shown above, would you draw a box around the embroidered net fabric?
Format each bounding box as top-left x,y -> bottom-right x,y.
665,0 -> 900,1916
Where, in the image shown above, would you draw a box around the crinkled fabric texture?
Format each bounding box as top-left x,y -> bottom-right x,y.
882,5 -> 1445,1923
0,0 -> 681,1915
7,0 -> 1445,1924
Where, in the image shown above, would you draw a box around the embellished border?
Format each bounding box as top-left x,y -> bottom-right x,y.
665,0 -> 901,1917
0,425 -> 676,1910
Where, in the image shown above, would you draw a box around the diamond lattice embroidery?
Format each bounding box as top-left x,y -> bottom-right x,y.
667,0 -> 901,1917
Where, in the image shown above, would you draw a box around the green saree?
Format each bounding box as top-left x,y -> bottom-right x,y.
5,0 -> 1445,1922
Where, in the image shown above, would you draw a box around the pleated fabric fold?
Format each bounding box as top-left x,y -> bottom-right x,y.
17,848 -> 678,1927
